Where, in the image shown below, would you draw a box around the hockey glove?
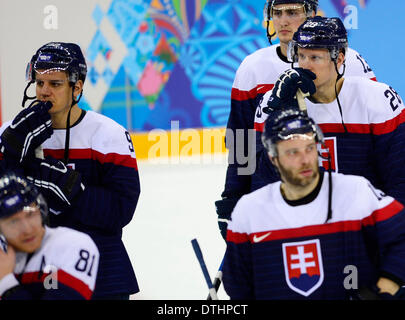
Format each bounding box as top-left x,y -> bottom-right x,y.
0,100 -> 53,163
215,197 -> 239,241
23,158 -> 85,214
264,68 -> 316,114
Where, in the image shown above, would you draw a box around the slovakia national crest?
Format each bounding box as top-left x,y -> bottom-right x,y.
282,239 -> 324,297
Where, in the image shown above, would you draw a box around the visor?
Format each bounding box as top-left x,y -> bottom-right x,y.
287,37 -> 348,62
264,2 -> 306,21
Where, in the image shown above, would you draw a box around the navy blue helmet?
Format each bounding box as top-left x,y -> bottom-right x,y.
262,108 -> 324,157
0,172 -> 48,221
26,42 -> 87,85
288,16 -> 348,62
264,0 -> 318,21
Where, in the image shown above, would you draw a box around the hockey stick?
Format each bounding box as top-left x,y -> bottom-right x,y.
296,88 -> 309,112
191,238 -> 218,300
35,146 -> 44,159
206,259 -> 224,300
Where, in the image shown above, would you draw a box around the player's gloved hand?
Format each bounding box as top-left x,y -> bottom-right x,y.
0,100 -> 53,163
264,68 -> 316,114
215,197 -> 239,241
353,285 -> 405,300
23,158 -> 85,214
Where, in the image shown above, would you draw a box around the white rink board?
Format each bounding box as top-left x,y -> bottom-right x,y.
123,154 -> 230,300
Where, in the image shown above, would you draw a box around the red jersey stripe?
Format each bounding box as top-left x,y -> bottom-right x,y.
231,84 -> 274,101
57,269 -> 93,300
254,122 -> 264,132
228,200 -> 403,244
19,269 -> 93,300
44,148 -> 138,170
318,109 -> 405,135
362,200 -> 404,226
370,108 -> 405,135
227,230 -> 250,244
318,123 -> 370,134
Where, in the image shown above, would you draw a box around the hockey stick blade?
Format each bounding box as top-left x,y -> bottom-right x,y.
191,238 -> 218,300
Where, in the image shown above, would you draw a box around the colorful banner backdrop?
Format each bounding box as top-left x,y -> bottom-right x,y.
80,0 -> 404,133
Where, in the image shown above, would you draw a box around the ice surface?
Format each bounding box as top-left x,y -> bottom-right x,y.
123,154 -> 230,300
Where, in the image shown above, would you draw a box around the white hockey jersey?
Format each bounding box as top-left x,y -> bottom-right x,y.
223,172 -> 405,299
253,76 -> 405,205
0,226 -> 99,300
222,44 -> 375,199
232,45 -> 375,103
0,109 -> 141,297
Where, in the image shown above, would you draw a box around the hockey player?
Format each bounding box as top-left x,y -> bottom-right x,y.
222,109 -> 405,299
255,16 -> 405,206
0,42 -> 141,299
215,0 -> 376,240
0,172 -> 99,300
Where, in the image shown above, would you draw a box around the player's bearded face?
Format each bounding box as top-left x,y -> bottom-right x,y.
275,135 -> 319,187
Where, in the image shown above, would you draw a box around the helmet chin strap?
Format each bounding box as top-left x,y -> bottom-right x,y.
325,153 -> 333,223
63,86 -> 83,165
21,80 -> 36,108
333,60 -> 348,133
266,20 -> 276,45
318,147 -> 333,223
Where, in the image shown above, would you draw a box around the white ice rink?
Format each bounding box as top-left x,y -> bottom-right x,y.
123,154 -> 231,300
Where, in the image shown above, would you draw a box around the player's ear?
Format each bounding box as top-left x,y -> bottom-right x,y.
73,80 -> 84,98
336,52 -> 345,69
269,154 -> 277,167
